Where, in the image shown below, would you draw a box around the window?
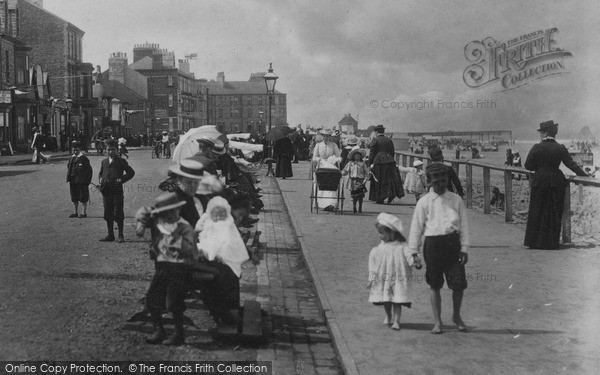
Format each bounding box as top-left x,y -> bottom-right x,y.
247,108 -> 252,117
247,96 -> 252,105
217,96 -> 223,105
258,97 -> 263,105
168,93 -> 173,107
168,75 -> 173,86
218,108 -> 223,118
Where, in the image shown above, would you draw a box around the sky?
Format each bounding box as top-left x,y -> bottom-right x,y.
44,0 -> 600,140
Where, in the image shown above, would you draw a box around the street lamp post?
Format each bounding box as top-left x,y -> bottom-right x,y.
258,110 -> 264,133
263,63 -> 278,132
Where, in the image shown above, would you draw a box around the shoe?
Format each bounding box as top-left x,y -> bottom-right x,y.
145,329 -> 166,345
99,236 -> 115,242
243,217 -> 260,225
117,236 -> 125,243
256,188 -> 262,192
249,208 -> 259,215
68,213 -> 79,218
256,195 -> 263,198
255,180 -> 261,184
79,214 -> 87,218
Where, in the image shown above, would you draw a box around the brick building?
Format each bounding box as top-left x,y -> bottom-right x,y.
202,71 -> 287,134
14,0 -> 94,147
130,43 -> 204,134
93,52 -> 148,137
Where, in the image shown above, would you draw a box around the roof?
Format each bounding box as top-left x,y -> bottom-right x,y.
203,80 -> 284,95
129,56 -> 153,70
338,114 -> 358,126
102,80 -> 146,103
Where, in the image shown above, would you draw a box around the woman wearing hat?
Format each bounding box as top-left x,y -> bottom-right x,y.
368,125 -> 404,204
312,129 -> 342,211
31,127 -> 50,164
273,133 -> 294,179
524,120 -> 588,250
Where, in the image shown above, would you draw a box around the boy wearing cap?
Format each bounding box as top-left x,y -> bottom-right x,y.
98,139 -> 135,242
408,162 -> 470,334
142,192 -> 199,346
66,141 -> 93,218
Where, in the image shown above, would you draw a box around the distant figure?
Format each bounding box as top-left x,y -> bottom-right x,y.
490,187 -> 505,210
368,125 -> 404,205
505,148 -> 513,166
66,141 -> 93,218
524,120 -> 588,250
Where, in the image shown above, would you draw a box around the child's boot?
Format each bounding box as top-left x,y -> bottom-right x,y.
163,312 -> 185,346
146,312 -> 166,344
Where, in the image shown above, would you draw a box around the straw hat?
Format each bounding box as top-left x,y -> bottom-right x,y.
348,147 -> 366,160
169,157 -> 205,180
150,192 -> 186,214
197,135 -> 216,148
413,160 -> 423,167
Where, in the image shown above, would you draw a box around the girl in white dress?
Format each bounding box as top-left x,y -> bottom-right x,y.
368,213 -> 422,330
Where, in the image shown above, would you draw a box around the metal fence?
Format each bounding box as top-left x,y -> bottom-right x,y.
395,150 -> 600,243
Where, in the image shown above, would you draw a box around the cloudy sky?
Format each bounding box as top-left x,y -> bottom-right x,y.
45,0 -> 600,139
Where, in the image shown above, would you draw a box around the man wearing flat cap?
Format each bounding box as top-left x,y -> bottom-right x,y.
523,120 -> 588,250
409,162 -> 470,334
368,125 -> 404,204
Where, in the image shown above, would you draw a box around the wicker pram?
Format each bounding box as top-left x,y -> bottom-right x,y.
310,162 -> 345,214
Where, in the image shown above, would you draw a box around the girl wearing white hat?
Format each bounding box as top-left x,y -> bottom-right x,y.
398,160 -> 426,202
368,213 -> 422,330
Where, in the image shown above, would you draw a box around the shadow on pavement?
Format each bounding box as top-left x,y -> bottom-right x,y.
0,170 -> 37,178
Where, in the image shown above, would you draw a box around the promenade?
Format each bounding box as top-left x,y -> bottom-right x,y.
278,161 -> 600,375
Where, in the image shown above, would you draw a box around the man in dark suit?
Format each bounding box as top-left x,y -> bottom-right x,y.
99,139 -> 135,243
67,141 -> 93,218
368,125 -> 404,204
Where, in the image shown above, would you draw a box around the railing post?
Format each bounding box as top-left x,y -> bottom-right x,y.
483,167 -> 491,214
562,183 -> 571,244
578,184 -> 583,205
504,170 -> 513,222
402,155 -> 407,167
409,156 -> 414,168
466,164 -> 473,209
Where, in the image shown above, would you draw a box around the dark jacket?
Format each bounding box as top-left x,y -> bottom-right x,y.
445,164 -> 464,197
368,135 -> 395,166
98,157 -> 135,194
273,137 -> 295,157
67,154 -> 93,184
524,139 -> 587,187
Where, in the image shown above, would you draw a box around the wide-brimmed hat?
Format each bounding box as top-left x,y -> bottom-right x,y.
538,120 -> 559,132
169,157 -> 205,180
346,136 -> 359,146
150,192 -> 186,214
197,135 -> 216,148
348,148 -> 366,160
212,141 -> 227,155
162,130 -> 168,134
373,124 -> 385,132
319,129 -> 332,136
377,212 -> 403,234
413,160 -> 423,167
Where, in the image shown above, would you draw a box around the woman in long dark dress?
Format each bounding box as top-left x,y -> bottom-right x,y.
524,120 -> 588,250
274,136 -> 294,178
368,125 -> 403,204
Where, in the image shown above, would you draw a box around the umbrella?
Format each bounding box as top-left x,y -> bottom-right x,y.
265,127 -> 286,141
279,126 -> 293,136
172,125 -> 223,162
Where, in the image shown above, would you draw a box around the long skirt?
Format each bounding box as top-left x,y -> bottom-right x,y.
369,162 -> 404,202
524,185 -> 565,250
275,155 -> 293,177
200,261 -> 240,318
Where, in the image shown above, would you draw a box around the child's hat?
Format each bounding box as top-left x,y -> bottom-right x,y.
151,192 -> 186,214
413,160 -> 423,167
206,196 -> 231,215
348,147 -> 365,160
377,212 -> 403,234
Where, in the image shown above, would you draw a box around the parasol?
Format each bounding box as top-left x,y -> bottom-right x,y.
265,127 -> 286,141
172,125 -> 223,162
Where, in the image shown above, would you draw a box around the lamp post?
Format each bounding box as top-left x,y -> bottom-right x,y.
66,97 -> 73,152
258,110 -> 264,133
263,63 -> 278,132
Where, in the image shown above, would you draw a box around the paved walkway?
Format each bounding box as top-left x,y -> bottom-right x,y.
278,161 -> 600,375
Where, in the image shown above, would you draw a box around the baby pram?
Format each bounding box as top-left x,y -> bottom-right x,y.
310,160 -> 345,214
